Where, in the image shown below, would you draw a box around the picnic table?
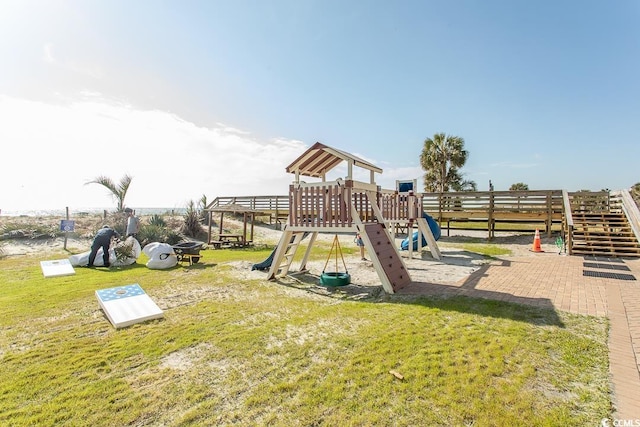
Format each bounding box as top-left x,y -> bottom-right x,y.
211,234 -> 252,249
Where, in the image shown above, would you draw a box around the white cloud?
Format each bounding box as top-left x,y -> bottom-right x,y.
41,42 -> 104,79
0,95 -> 306,211
0,94 -> 428,212
43,42 -> 55,63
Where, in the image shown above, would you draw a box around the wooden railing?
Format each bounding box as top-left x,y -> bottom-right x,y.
567,191 -> 610,213
207,195 -> 290,211
207,195 -> 290,224
420,190 -> 564,237
612,190 -> 640,243
207,190 -> 634,238
421,190 -> 563,219
287,180 -> 379,228
379,190 -> 420,222
562,190 -> 574,254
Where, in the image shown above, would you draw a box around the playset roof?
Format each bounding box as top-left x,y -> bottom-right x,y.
285,142 -> 382,178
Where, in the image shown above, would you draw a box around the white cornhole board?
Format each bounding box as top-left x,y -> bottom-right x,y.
95,283 -> 164,328
40,259 -> 76,277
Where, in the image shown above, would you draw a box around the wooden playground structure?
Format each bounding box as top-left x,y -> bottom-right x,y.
206,143 -> 640,293
265,142 -> 441,294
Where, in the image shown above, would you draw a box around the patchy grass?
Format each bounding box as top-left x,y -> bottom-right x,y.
445,242 -> 513,257
0,248 -> 611,426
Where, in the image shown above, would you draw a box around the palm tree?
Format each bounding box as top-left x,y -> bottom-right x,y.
509,182 -> 529,191
420,133 -> 469,192
452,179 -> 477,192
85,174 -> 133,212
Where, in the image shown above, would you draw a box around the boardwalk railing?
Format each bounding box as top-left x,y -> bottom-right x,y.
207,195 -> 290,223
562,190 -> 574,254
612,189 -> 640,243
420,190 -> 565,237
208,189 -> 636,238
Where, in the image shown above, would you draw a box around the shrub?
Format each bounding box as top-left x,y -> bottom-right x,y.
149,214 -> 166,227
181,200 -> 205,239
1,221 -> 60,240
136,222 -> 184,247
104,211 -> 128,237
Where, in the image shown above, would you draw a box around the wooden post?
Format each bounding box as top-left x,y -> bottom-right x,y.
64,207 -> 69,250
546,191 -> 552,237
250,213 -> 255,243
208,211 -> 212,244
243,212 -> 248,246
488,191 -> 495,240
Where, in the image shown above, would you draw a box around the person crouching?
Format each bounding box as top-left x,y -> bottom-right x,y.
88,225 -> 120,267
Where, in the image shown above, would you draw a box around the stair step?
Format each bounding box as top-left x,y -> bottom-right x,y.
569,207 -> 640,258
573,246 -> 640,253
572,242 -> 640,249
574,221 -> 630,225
573,232 -> 637,243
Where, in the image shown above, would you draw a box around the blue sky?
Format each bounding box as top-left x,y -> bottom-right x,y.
1,0 -> 639,211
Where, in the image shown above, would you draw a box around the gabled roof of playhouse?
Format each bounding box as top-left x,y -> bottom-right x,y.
285,142 -> 383,178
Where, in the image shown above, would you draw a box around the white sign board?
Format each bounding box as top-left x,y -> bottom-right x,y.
40,259 -> 76,277
95,284 -> 164,328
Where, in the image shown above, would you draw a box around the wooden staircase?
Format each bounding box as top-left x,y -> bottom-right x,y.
564,190 -> 640,258
570,212 -> 640,257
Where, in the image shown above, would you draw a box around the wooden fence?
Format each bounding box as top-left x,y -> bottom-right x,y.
207,190 -> 625,238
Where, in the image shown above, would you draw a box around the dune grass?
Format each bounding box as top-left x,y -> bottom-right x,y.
0,247 -> 611,426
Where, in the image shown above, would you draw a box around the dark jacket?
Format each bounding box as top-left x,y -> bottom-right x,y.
94,226 -> 120,242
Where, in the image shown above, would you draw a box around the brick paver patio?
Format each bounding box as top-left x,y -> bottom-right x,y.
397,252 -> 640,419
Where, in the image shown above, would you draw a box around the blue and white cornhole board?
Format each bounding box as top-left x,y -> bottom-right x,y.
95,284 -> 164,328
40,259 -> 76,277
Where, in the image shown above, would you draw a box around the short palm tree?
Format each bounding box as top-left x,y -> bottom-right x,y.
453,179 -> 477,192
85,174 -> 133,212
420,133 -> 469,192
510,182 -> 529,191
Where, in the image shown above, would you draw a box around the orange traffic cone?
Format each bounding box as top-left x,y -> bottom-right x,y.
531,229 -> 543,252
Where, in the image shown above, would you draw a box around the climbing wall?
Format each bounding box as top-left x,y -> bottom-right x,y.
362,223 -> 412,293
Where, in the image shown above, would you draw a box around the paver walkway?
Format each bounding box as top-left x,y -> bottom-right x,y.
397,252 -> 640,419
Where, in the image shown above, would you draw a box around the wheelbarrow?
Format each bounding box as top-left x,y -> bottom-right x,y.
172,241 -> 203,265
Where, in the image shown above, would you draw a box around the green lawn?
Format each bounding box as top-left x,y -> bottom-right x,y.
0,246 -> 611,426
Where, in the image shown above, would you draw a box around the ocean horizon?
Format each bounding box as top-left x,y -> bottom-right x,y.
0,207 -> 188,217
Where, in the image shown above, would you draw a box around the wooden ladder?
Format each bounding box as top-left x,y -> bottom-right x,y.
266,231 -> 308,279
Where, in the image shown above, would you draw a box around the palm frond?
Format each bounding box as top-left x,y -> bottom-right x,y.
85,174 -> 134,212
